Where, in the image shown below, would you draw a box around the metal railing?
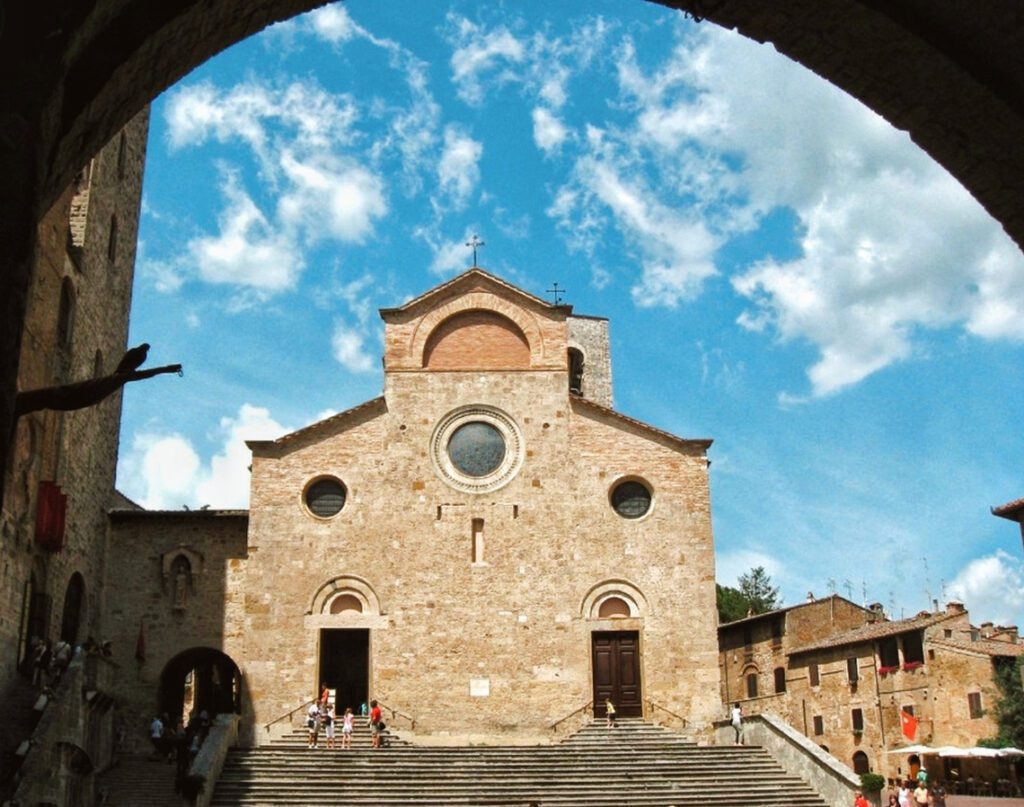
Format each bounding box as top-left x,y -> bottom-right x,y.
263,697 -> 315,733
548,699 -> 594,732
645,697 -> 687,728
377,701 -> 416,731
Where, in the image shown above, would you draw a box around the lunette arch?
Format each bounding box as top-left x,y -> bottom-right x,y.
1,0 -> 1022,481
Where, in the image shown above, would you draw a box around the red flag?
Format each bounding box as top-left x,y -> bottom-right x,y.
135,621 -> 145,663
900,709 -> 919,740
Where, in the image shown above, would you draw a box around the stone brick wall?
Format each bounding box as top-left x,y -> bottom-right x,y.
567,316 -> 612,408
0,107 -> 148,706
103,511 -> 248,747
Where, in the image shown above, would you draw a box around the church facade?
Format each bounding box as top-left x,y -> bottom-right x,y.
106,268 -> 721,744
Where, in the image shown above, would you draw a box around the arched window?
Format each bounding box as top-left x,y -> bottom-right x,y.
107,215 -> 118,262
59,573 -> 86,644
568,347 -> 584,395
744,668 -> 759,698
852,750 -> 870,774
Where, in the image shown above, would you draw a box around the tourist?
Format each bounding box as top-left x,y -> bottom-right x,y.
323,703 -> 335,749
886,794 -> 899,806
605,698 -> 617,729
173,720 -> 190,791
853,790 -> 869,807
150,714 -> 165,758
912,780 -> 929,806
897,779 -> 912,807
369,699 -> 383,749
341,707 -> 354,750
306,703 -> 320,749
319,681 -> 330,708
51,639 -> 71,682
730,702 -> 743,745
931,781 -> 947,807
32,639 -> 52,687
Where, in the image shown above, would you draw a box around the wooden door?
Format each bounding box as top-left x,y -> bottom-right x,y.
591,631 -> 642,717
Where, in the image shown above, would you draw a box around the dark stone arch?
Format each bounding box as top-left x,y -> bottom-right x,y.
2,0 -> 1024,488
59,571 -> 86,645
159,647 -> 242,724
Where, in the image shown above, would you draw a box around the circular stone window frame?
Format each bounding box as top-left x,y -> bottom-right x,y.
608,475 -> 655,521
302,475 -> 349,521
431,405 -> 524,494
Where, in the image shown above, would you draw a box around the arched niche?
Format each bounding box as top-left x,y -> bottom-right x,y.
423,310 -> 531,370
59,572 -> 86,644
580,579 -> 650,620
408,292 -> 546,369
306,575 -> 387,629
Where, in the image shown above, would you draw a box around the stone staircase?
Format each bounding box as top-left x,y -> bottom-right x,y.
96,753 -> 181,806
210,718 -> 830,805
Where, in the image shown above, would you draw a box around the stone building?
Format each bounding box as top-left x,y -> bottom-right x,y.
104,267 -> 722,745
0,110 -> 149,800
719,598 -> 1024,782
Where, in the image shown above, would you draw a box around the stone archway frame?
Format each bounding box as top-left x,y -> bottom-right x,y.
408,293 -> 548,369
580,579 -> 650,621
306,575 -> 388,630
160,545 -> 204,586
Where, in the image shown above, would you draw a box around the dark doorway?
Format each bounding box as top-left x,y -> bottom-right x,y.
159,647 -> 241,724
591,631 -> 642,717
59,572 -> 85,644
319,629 -> 369,714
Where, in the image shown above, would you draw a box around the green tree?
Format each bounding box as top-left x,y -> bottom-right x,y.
980,657 -> 1024,748
738,566 -> 781,615
716,584 -> 749,623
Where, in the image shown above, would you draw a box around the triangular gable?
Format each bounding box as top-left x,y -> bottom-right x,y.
246,396 -> 387,456
379,267 -> 572,322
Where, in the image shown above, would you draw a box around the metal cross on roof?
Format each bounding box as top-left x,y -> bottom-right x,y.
465,234 -> 485,266
546,282 -> 566,305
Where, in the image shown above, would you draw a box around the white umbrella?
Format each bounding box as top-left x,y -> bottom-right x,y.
937,746 -> 1024,758
886,744 -> 935,755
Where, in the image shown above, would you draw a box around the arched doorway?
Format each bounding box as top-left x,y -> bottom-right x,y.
159,648 -> 242,725
853,750 -> 870,775
59,572 -> 85,645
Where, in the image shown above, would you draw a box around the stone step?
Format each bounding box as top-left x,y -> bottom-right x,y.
96,754 -> 182,807
211,720 -> 828,807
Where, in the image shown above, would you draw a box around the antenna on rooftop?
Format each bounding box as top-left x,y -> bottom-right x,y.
888,591 -> 896,619
922,555 -> 933,612
842,580 -> 854,599
861,580 -> 868,607
827,578 -> 837,595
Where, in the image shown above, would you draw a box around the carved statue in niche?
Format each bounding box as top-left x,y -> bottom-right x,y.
169,555 -> 192,611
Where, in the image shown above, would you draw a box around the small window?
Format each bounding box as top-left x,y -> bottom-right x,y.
902,631 -> 925,664
847,657 -> 859,684
305,478 -> 347,518
771,619 -> 784,645
852,750 -> 870,775
107,215 -> 118,262
902,704 -> 914,716
970,628 -> 980,642
57,278 -> 75,350
472,518 -> 484,563
116,132 -> 127,179
773,667 -> 786,694
813,715 -> 824,736
809,663 -> 820,687
968,692 -> 983,719
567,348 -> 584,395
878,636 -> 900,667
610,480 -> 651,519
944,629 -> 952,638
746,672 -> 758,698
852,708 -> 864,732
928,649 -> 935,660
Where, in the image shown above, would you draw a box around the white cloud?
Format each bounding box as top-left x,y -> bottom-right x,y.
531,107 -> 568,154
278,151 -> 387,243
188,174 -> 301,293
140,259 -> 185,294
308,4 -> 359,44
331,320 -> 375,373
447,16 -> 525,105
610,25 -> 1024,396
947,551 -> 1024,627
414,227 -> 478,275
117,405 -> 290,509
437,126 -> 483,208
715,549 -> 785,592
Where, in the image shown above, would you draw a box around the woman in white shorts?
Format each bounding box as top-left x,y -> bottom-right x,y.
341,707 -> 354,750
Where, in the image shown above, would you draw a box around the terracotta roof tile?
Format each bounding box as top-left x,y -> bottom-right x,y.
993,496 -> 1024,520
718,594 -> 867,630
571,396 -> 712,451
789,611 -> 959,655
931,637 -> 1024,658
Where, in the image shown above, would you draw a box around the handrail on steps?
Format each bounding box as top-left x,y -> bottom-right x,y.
548,699 -> 593,731
377,701 -> 416,731
645,697 -> 687,727
263,697 -> 315,732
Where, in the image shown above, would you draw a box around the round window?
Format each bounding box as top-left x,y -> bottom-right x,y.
305,478 -> 347,518
447,421 -> 506,477
611,480 -> 652,519
431,405 -> 524,494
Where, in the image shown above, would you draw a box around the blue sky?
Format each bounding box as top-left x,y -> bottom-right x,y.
118,0 -> 1024,628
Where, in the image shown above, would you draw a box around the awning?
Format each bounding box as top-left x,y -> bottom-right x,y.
886,745 -> 936,755
936,747 -> 1024,758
